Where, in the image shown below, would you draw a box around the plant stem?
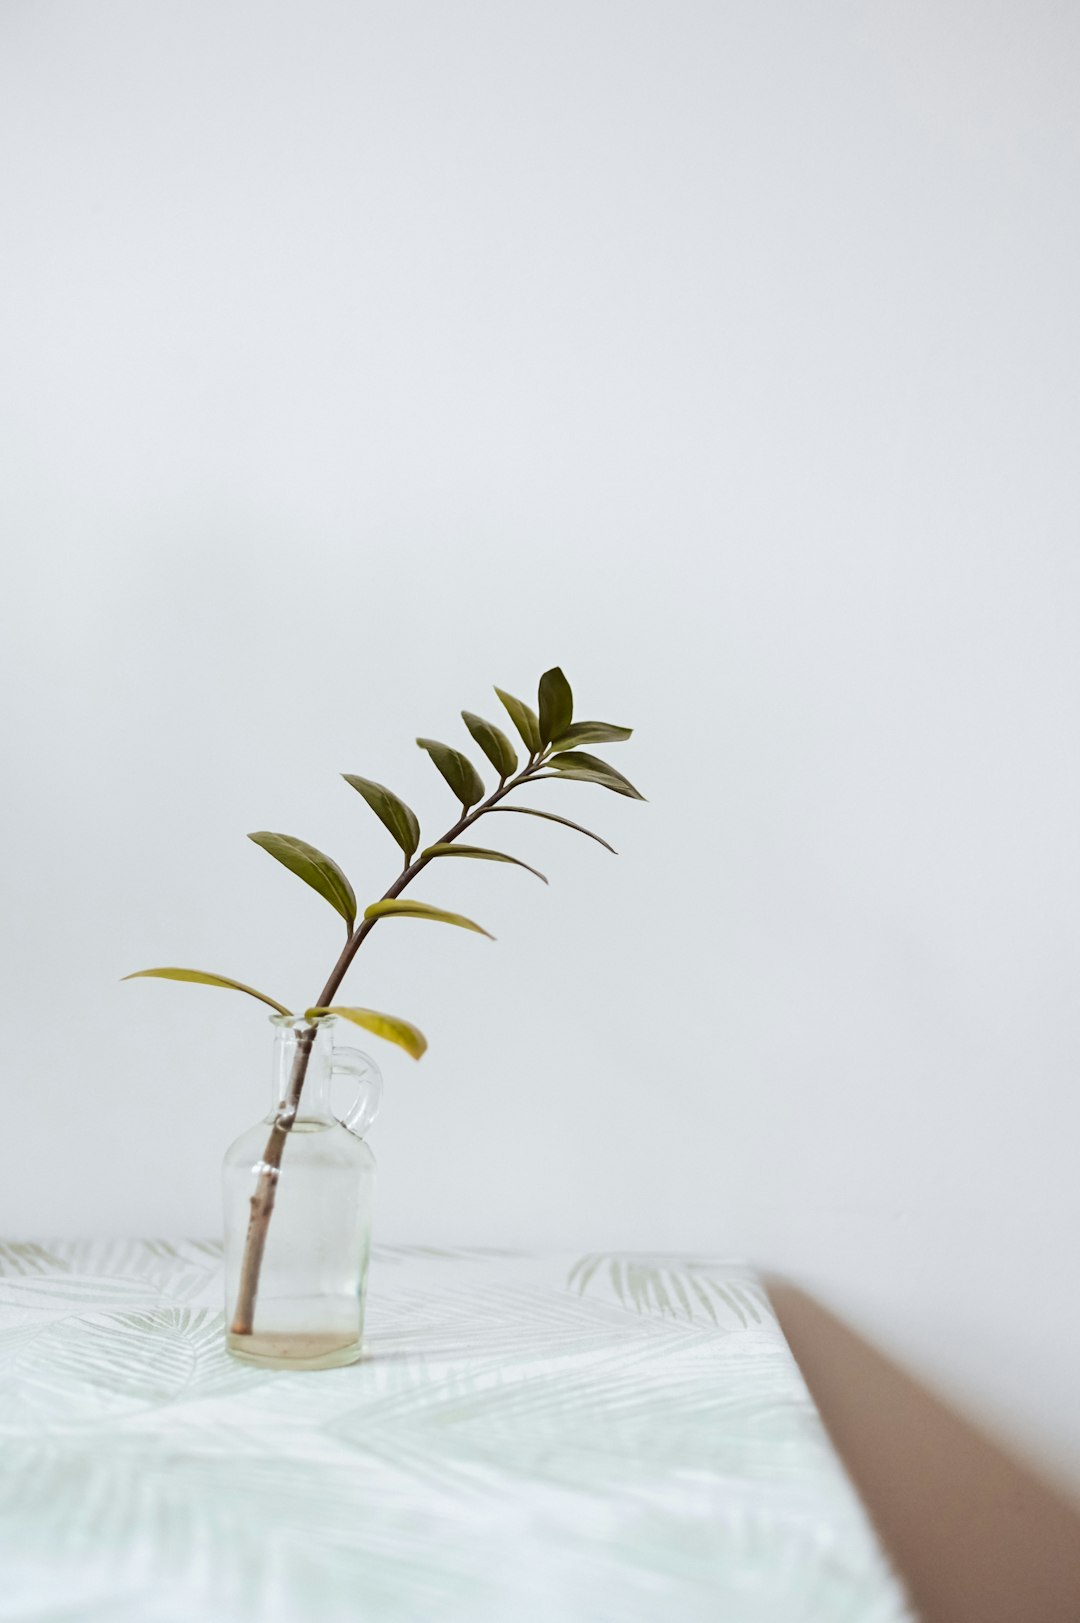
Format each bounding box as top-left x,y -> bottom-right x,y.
229,755 -> 547,1336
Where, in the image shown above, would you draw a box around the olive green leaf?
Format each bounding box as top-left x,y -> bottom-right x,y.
487,805 -> 618,853
494,687 -> 542,755
248,831 -> 357,925
461,711 -> 518,779
550,721 -> 632,752
364,897 -> 494,938
305,1005 -> 428,1060
422,842 -> 547,883
544,750 -> 646,800
545,766 -> 644,799
342,775 -> 421,862
537,666 -> 573,745
416,738 -> 485,808
122,967 -> 292,1016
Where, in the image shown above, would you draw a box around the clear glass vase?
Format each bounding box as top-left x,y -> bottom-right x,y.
222,1014 -> 381,1370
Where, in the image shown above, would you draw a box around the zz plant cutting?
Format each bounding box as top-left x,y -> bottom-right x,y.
126,667 -> 643,1357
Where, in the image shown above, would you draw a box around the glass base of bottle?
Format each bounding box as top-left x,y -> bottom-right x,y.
226,1329 -> 363,1370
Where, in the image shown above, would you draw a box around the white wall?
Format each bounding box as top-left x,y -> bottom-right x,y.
2,0 -> 1079,1492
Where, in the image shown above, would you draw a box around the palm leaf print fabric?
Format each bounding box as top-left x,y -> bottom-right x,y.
0,1242 -> 912,1621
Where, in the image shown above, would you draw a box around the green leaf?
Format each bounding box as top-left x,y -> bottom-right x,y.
122,967 -> 292,1016
544,750 -> 646,800
342,774 -> 421,862
248,831 -> 357,925
545,767 -> 645,800
422,842 -> 547,883
416,738 -> 486,808
537,666 -> 573,745
494,687 -> 542,755
364,897 -> 494,938
461,711 -> 518,779
550,721 -> 632,752
305,1005 -> 428,1060
488,805 -> 618,853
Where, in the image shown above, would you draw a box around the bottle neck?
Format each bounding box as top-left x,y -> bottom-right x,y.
271,1019 -> 336,1126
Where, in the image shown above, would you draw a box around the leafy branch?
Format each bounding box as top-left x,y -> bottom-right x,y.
124,666 -> 643,1335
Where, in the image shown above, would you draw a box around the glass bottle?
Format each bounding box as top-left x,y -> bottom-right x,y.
222,1014 -> 381,1370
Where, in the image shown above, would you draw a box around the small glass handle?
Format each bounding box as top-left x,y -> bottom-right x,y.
330,1043 -> 383,1138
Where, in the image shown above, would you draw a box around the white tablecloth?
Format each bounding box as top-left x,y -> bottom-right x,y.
0,1241 -> 911,1621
